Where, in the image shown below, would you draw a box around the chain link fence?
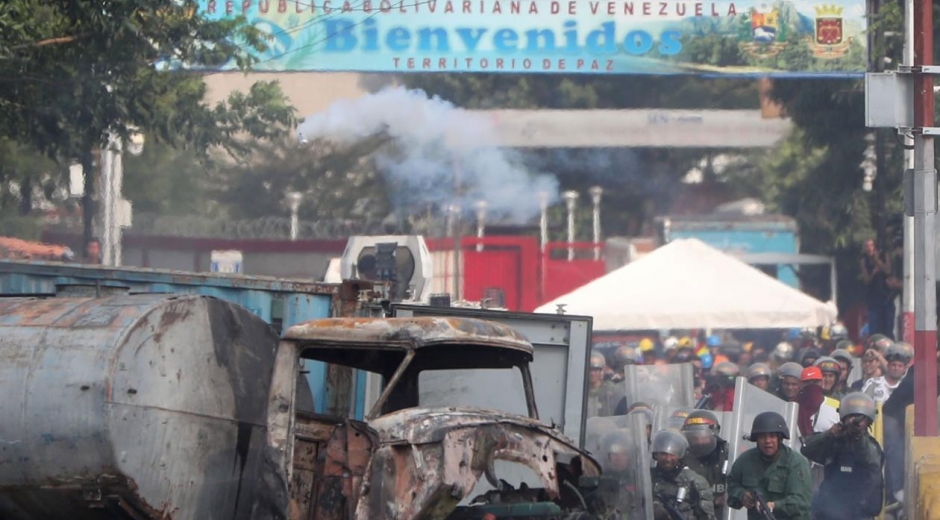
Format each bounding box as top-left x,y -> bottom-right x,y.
134,214 -> 419,239
46,213 -> 461,240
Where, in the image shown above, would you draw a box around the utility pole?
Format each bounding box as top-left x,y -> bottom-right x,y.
911,0 -> 937,437
901,0 -> 915,343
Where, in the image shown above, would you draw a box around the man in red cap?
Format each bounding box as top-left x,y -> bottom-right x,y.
796,367 -> 839,437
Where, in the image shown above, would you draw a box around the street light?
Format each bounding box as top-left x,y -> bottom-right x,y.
861,133 -> 876,192
474,200 -> 487,252
563,190 -> 579,261
538,191 -> 550,253
286,191 -> 303,241
589,186 -> 603,261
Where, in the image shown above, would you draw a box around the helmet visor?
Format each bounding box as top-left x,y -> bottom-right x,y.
683,429 -> 718,458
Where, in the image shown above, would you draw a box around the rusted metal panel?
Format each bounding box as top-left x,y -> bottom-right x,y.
284,317 -> 533,355
313,422 -> 378,520
354,408 -> 600,520
288,439 -> 319,520
0,294 -> 289,520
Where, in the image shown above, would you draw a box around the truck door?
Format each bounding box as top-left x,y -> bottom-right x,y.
387,304 -> 593,448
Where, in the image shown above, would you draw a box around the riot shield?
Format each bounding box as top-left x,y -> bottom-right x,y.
651,406 -> 696,434
623,363 -> 696,410
584,413 -> 654,520
585,416 -> 618,456
723,377 -> 799,520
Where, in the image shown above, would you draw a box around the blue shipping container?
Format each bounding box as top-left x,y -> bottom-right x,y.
0,260 -> 345,416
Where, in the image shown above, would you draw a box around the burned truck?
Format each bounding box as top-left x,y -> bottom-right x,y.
0,293 -> 600,520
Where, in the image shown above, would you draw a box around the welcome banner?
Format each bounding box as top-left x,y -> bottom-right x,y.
199,0 -> 867,76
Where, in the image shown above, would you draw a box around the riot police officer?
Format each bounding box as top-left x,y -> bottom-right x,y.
610,345 -> 641,383
705,362 -> 739,412
727,412 -> 812,519
591,430 -> 638,518
745,363 -> 772,391
681,411 -> 729,513
650,429 -> 716,520
588,352 -> 621,417
800,392 -> 884,520
771,341 -> 795,370
774,362 -> 803,402
814,356 -> 845,400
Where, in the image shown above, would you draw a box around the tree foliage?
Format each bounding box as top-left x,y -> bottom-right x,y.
0,0 -> 296,243
210,135 -> 394,222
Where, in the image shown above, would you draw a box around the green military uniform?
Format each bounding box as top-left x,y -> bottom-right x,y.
589,469 -> 637,518
727,444 -> 813,520
587,380 -> 623,418
683,439 -> 729,512
651,466 -> 716,520
801,430 -> 884,519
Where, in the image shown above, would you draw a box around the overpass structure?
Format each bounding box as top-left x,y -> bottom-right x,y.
474,109 -> 792,148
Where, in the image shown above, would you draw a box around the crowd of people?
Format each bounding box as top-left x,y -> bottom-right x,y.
584,324 -> 939,520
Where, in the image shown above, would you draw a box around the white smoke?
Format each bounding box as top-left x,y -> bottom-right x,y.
296,87 -> 558,222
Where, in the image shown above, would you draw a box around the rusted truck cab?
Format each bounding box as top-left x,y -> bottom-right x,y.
277,317 -> 601,520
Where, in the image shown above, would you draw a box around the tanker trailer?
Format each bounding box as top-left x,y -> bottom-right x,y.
0,293 -> 603,520
0,293 -> 287,520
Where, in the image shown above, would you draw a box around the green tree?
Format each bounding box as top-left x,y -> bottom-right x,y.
122,142 -> 213,218
0,0 -> 296,250
210,135 -> 393,223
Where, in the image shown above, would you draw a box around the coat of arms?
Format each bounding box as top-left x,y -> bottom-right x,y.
810,4 -> 852,58
738,5 -> 788,58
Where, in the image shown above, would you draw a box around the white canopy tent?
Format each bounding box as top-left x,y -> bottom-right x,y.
535,239 -> 837,331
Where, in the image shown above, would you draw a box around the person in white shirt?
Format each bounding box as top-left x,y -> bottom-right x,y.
862,343 -> 911,404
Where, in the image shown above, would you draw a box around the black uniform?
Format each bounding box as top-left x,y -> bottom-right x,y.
800,429 -> 885,519
683,439 -> 729,512
651,466 -> 716,520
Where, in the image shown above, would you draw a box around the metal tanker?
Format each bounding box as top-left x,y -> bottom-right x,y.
0,291 -> 603,520
0,293 -> 284,520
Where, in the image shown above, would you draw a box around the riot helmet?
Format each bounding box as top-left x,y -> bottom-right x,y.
868,334 -> 893,353
886,342 -> 914,365
712,361 -> 740,378
814,356 -> 841,375
777,362 -> 804,400
799,347 -> 821,367
614,345 -> 640,366
772,341 -> 794,361
831,348 -> 854,365
748,411 -> 790,441
777,361 -> 804,380
651,429 -> 689,458
829,323 -> 849,341
681,410 -> 721,458
720,342 -> 743,363
585,417 -> 617,452
590,352 -> 608,370
599,430 -> 632,472
746,362 -> 772,380
839,392 -> 877,422
667,407 -> 694,431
